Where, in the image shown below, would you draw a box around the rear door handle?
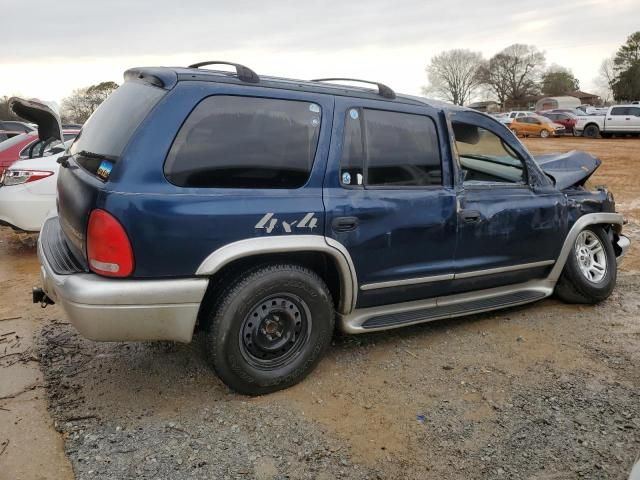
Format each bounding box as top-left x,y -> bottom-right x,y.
460,210 -> 482,223
332,216 -> 359,232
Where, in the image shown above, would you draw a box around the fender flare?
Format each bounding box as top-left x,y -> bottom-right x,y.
547,212 -> 623,282
195,235 -> 358,314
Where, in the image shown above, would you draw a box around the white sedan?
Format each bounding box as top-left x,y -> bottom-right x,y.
0,144 -> 69,232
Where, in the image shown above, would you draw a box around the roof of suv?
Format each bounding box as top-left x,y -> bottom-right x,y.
124,63 -> 467,113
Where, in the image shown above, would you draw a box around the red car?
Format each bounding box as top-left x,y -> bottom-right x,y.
540,112 -> 577,134
0,129 -> 80,175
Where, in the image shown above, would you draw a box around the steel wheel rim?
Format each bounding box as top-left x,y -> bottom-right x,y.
541,129 -> 549,138
575,231 -> 607,283
239,294 -> 311,369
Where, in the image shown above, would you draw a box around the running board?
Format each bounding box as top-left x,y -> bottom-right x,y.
339,280 -> 554,333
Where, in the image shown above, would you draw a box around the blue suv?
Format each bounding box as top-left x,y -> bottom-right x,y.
34,61 -> 629,394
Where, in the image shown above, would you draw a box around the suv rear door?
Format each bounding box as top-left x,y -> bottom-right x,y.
324,97 -> 457,309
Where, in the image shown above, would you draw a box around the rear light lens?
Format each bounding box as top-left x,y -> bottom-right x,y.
1,169 -> 54,186
87,209 -> 134,277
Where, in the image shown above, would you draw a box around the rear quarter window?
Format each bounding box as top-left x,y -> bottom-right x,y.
69,81 -> 165,177
164,95 -> 322,189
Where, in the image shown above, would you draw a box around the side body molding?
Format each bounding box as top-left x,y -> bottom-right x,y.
195,235 -> 358,314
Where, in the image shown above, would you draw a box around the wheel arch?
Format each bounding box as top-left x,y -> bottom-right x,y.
195,236 -> 358,317
547,212 -> 623,283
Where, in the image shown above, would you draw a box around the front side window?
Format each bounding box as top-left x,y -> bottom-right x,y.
610,107 -> 627,116
339,108 -> 442,188
452,121 -> 526,184
165,96 -> 322,189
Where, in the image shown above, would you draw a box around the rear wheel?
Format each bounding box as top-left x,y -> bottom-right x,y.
206,264 -> 334,395
555,226 -> 616,304
583,124 -> 600,138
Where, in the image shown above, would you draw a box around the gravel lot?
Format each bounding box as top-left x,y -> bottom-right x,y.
1,136 -> 639,479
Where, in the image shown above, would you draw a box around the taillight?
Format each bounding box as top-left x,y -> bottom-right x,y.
1,169 -> 54,186
87,209 -> 134,277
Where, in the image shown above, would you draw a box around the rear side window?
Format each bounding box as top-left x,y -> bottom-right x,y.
164,96 -> 322,189
610,107 -> 627,116
340,108 -> 442,188
70,81 -> 165,176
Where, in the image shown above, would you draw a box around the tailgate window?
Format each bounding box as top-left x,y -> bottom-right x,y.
69,82 -> 165,177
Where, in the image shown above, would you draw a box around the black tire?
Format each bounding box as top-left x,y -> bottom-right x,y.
583,124 -> 600,138
207,264 -> 334,395
555,226 -> 617,304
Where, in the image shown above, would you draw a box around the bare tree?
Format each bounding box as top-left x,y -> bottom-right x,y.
593,57 -> 615,104
61,81 -> 118,123
422,49 -> 484,106
478,44 -> 545,107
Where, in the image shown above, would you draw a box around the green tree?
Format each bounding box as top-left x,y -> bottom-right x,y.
61,81 -> 119,123
422,49 -> 484,106
541,66 -> 579,96
612,31 -> 640,101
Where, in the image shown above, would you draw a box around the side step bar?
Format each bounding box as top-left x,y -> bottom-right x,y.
339,280 -> 554,333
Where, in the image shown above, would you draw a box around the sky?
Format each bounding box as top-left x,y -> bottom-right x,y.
1,0 -> 638,105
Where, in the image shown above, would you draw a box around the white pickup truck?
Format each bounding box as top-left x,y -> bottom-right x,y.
575,105 -> 640,138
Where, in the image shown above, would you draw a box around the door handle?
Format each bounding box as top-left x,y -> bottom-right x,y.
460,210 -> 482,223
332,216 -> 359,232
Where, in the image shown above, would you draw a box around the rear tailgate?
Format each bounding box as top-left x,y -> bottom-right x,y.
56,81 -> 166,263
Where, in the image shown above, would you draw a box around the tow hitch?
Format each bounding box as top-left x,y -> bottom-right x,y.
32,287 -> 54,308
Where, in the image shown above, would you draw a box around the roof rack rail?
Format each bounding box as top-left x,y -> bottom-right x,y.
310,78 -> 396,99
188,61 -> 259,84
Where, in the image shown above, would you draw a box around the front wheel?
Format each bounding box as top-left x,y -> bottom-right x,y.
555,226 -> 616,304
206,264 -> 335,395
540,129 -> 550,138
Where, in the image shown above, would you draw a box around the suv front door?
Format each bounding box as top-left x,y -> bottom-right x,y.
324,97 -> 458,308
450,111 -> 566,292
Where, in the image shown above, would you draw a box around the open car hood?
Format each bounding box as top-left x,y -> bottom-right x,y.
8,97 -> 63,143
533,150 -> 601,190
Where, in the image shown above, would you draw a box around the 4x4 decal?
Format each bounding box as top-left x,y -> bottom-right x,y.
255,213 -> 318,234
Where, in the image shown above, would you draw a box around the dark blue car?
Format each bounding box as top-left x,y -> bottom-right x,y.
34,62 -> 629,394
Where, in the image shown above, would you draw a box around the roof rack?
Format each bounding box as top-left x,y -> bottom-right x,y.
310,78 -> 396,99
188,61 -> 260,84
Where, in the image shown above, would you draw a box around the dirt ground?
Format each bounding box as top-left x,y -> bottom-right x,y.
0,136 -> 639,479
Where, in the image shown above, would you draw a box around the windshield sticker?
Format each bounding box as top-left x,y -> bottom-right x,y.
96,160 -> 113,181
309,103 -> 320,113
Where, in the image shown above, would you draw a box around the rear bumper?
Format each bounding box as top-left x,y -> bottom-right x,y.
37,220 -> 208,343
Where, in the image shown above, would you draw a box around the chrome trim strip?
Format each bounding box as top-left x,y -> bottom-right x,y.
339,279 -> 554,334
195,235 -> 358,314
455,260 -> 555,280
547,212 -> 623,282
361,273 -> 454,291
360,260 -> 554,291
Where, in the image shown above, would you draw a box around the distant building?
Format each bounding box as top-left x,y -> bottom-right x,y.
468,100 -> 500,113
568,90 -> 602,106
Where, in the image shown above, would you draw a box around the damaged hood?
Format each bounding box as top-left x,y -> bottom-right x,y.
533,150 -> 601,190
8,97 -> 63,143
